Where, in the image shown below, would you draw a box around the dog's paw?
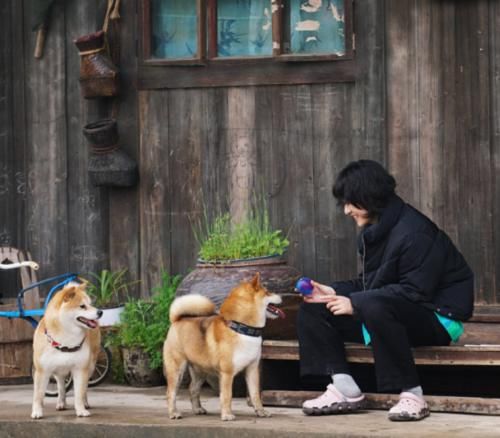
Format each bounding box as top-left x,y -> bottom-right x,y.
76,408 -> 91,417
169,412 -> 182,420
193,407 -> 207,415
255,408 -> 272,418
31,408 -> 44,419
221,413 -> 236,421
55,402 -> 66,411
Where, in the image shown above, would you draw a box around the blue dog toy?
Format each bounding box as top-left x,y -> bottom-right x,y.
295,277 -> 314,296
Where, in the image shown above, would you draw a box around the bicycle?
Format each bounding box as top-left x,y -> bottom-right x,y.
0,260 -> 111,396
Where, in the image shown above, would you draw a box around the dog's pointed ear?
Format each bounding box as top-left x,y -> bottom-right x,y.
62,286 -> 77,302
250,272 -> 261,290
77,277 -> 89,288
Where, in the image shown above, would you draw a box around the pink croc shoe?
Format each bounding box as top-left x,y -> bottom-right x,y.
388,392 -> 430,421
302,384 -> 365,415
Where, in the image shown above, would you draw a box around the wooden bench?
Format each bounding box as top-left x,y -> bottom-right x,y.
261,312 -> 500,415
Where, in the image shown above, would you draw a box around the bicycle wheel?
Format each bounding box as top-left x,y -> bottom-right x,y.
31,364 -> 73,397
88,345 -> 112,387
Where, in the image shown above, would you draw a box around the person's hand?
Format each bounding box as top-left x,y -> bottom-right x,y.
303,281 -> 336,303
326,295 -> 354,315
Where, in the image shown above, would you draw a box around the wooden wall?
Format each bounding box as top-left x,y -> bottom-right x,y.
386,0 -> 499,305
0,0 -> 498,308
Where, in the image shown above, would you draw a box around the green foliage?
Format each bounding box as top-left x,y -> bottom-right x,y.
84,268 -> 138,308
194,197 -> 289,263
107,271 -> 182,370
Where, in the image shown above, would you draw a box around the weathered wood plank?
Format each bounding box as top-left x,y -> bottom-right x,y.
139,90 -> 171,295
277,85 -> 316,276
23,0 -> 68,278
386,0 -> 420,207
262,339 -> 500,366
226,87 -> 257,225
167,88 -> 206,276
441,1 -> 460,246
489,1 -> 500,304
0,341 -> 32,380
417,0 -> 445,225
311,83 -> 356,284
455,1 -> 494,305
65,0 -> 109,277
261,390 -> 500,415
200,88 -> 229,223
0,0 -> 13,250
108,0 -> 140,289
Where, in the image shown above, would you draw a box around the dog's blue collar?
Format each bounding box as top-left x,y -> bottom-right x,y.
228,320 -> 263,337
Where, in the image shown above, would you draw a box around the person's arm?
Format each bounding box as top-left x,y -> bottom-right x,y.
331,277 -> 364,296
350,232 -> 445,309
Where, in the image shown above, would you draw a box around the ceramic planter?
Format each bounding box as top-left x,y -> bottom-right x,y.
176,254 -> 300,339
99,305 -> 125,327
121,347 -> 165,387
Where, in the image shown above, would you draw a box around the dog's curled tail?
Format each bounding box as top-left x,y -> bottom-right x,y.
169,294 -> 216,323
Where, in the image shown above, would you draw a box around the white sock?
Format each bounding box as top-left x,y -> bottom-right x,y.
332,373 -> 362,398
403,385 -> 423,398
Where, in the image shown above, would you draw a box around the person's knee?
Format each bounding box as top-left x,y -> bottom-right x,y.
355,295 -> 392,325
297,302 -> 330,331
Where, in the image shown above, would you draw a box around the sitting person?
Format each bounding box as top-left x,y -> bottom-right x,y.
297,159 -> 474,421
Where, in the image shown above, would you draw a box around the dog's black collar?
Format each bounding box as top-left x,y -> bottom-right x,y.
45,329 -> 86,352
227,321 -> 263,337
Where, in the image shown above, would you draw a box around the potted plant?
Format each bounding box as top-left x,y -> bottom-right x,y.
177,197 -> 300,338
85,268 -> 138,327
110,271 -> 181,387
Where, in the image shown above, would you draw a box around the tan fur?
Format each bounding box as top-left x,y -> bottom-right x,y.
163,273 -> 282,421
31,282 -> 102,419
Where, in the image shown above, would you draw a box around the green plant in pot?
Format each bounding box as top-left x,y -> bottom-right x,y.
176,196 -> 299,332
109,271 -> 181,387
194,195 -> 289,263
85,268 -> 138,327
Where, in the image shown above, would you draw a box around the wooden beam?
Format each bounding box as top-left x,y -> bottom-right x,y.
261,390 -> 500,415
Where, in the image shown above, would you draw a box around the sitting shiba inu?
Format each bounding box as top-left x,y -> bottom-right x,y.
163,272 -> 285,421
31,282 -> 102,419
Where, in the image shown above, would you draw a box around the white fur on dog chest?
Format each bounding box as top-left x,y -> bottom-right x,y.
232,335 -> 261,373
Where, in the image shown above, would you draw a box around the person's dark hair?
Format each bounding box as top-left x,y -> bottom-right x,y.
332,160 -> 396,217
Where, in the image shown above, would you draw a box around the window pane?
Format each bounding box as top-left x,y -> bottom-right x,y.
151,0 -> 198,59
289,0 -> 346,55
217,0 -> 273,58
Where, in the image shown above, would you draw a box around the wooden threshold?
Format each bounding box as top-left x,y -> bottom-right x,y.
262,390 -> 500,415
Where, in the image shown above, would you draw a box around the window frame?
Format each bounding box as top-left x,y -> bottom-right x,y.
138,0 -> 357,89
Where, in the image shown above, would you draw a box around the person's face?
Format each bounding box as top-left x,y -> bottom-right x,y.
344,203 -> 372,227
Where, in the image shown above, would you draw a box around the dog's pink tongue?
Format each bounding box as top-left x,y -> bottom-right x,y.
268,304 -> 286,319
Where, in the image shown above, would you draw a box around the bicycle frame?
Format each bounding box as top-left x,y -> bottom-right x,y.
0,273 -> 78,329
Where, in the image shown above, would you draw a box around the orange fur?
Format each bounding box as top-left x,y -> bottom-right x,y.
163,273 -> 282,421
31,282 -> 102,419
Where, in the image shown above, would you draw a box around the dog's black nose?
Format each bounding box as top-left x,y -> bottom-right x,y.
97,309 -> 103,319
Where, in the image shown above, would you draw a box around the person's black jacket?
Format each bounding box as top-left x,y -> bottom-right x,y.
331,195 -> 474,321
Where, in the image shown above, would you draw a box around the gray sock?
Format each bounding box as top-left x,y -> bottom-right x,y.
332,373 -> 362,398
403,385 -> 423,398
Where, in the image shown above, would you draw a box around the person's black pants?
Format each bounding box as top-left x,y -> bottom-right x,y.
296,293 -> 451,392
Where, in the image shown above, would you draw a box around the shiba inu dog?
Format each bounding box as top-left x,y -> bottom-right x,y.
163,273 -> 285,421
31,281 -> 102,419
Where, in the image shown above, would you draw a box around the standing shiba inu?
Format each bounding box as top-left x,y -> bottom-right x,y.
31,282 -> 102,419
163,272 -> 285,421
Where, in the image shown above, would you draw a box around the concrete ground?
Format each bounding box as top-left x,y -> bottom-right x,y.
1,384 -> 500,438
